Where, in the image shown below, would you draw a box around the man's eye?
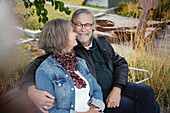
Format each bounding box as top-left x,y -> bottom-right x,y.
86,24 -> 91,27
76,24 -> 82,26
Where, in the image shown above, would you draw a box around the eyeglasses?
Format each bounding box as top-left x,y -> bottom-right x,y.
73,23 -> 93,30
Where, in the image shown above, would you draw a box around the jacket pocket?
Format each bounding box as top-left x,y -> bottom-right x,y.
52,77 -> 70,109
53,77 -> 67,86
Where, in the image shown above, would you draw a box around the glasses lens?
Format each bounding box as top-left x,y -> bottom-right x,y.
75,24 -> 82,29
85,23 -> 92,30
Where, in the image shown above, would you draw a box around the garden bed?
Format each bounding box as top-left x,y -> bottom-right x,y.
0,40 -> 43,95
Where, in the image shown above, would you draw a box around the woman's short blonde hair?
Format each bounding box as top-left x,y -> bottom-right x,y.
38,19 -> 73,55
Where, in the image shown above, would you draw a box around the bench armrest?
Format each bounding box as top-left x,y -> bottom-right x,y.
128,67 -> 151,84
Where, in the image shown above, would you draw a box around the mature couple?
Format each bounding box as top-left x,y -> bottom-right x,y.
20,9 -> 160,113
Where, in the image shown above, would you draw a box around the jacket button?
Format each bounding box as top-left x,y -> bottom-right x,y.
66,75 -> 68,77
71,88 -> 74,91
58,83 -> 61,86
71,105 -> 74,108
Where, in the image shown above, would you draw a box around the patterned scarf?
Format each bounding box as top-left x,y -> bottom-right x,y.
52,50 -> 86,89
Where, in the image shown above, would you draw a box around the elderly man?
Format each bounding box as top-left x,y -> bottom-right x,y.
20,9 -> 160,113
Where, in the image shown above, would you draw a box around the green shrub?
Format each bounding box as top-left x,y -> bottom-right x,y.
114,2 -> 128,14
153,0 -> 170,21
121,3 -> 141,19
116,0 -> 170,20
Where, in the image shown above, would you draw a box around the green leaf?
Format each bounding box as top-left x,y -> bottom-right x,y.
64,7 -> 71,15
42,17 -> 48,24
58,1 -> 64,12
43,9 -> 48,16
31,12 -> 34,16
28,13 -> 30,17
33,0 -> 38,6
65,10 -> 71,15
59,5 -> 64,12
59,2 -> 64,7
40,4 -> 44,10
39,0 -> 42,4
42,0 -> 45,4
55,1 -> 60,6
38,17 -> 42,23
55,5 -> 58,10
32,9 -> 35,14
37,9 -> 41,16
65,7 -> 69,10
24,2 -> 28,8
29,2 -> 33,8
55,1 -> 59,10
46,17 -> 49,21
51,0 -> 54,6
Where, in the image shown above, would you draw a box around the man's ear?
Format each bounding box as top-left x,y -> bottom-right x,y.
92,24 -> 96,31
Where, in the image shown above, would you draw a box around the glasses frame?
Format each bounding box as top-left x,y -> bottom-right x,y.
73,22 -> 94,30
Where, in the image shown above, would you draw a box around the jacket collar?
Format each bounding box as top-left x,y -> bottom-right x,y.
47,55 -> 61,66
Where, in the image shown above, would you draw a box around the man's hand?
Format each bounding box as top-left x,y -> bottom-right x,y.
106,87 -> 121,108
28,85 -> 55,113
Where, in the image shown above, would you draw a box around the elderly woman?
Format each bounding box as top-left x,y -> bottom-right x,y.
35,19 -> 105,113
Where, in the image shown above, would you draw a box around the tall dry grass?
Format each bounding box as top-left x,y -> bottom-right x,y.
0,45 -> 30,95
113,27 -> 169,110
112,1 -> 169,109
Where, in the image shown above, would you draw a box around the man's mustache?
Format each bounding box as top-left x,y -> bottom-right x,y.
78,32 -> 89,35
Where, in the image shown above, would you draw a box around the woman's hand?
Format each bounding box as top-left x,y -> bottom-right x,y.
28,85 -> 55,113
77,108 -> 101,113
87,108 -> 101,113
106,87 -> 121,108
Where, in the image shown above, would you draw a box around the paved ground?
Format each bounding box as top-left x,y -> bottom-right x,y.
95,14 -> 170,58
96,14 -> 161,27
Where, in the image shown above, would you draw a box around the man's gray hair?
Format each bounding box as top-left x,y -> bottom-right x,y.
38,19 -> 73,55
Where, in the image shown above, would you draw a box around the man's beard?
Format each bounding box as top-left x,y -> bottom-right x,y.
76,32 -> 91,43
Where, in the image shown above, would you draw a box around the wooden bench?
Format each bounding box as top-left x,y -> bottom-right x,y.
0,67 -> 152,113
0,87 -> 37,113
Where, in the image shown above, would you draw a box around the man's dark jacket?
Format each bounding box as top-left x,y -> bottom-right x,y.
20,35 -> 128,92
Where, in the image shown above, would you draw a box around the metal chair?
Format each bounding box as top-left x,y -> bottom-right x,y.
129,67 -> 151,83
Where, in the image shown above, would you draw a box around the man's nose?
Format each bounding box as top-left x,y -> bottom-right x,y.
81,25 -> 87,31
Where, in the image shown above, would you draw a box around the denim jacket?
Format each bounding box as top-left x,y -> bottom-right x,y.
36,55 -> 105,113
